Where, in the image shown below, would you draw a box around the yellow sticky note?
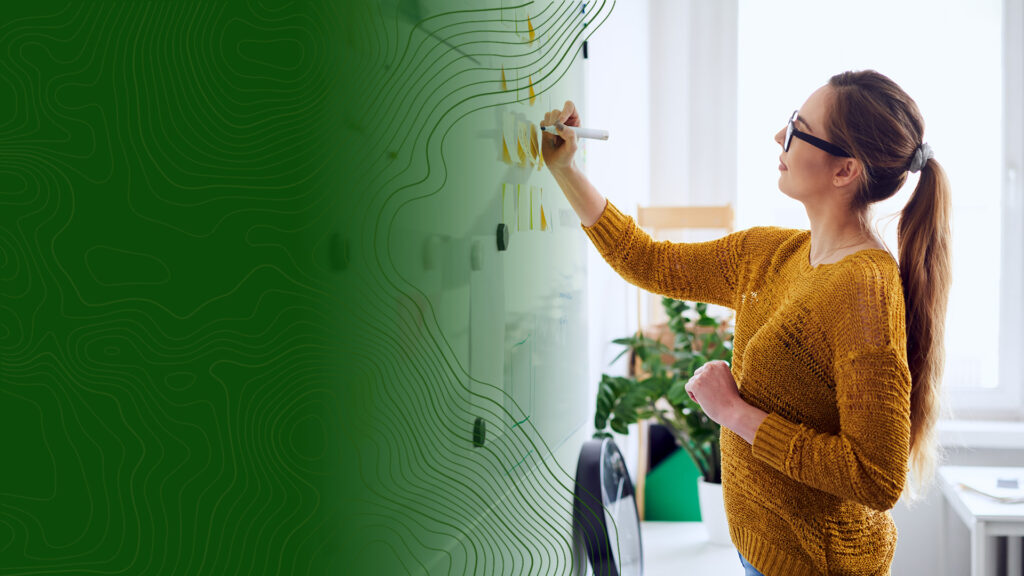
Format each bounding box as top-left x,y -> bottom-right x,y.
540,188 -> 548,231
503,111 -> 517,163
517,121 -> 529,167
529,123 -> 539,160
528,14 -> 535,42
517,184 -> 529,231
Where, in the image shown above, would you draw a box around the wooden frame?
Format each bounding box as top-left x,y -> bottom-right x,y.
633,203 -> 733,521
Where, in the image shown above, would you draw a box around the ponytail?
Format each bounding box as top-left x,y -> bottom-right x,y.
897,158 -> 953,500
826,70 -> 954,502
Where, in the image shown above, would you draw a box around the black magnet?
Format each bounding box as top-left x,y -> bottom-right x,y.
496,223 -> 510,251
473,417 -> 486,447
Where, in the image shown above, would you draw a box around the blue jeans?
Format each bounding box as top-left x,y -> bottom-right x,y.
738,551 -> 767,576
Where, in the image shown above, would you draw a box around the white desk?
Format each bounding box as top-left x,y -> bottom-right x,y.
938,466 -> 1024,576
640,521 -> 742,575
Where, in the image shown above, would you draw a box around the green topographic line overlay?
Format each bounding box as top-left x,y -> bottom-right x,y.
338,0 -> 620,575
0,0 -> 620,573
0,1 -> 344,574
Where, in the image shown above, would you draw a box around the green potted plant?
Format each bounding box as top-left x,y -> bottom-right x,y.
593,297 -> 734,544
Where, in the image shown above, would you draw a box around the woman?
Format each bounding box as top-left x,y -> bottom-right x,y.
541,70 -> 951,576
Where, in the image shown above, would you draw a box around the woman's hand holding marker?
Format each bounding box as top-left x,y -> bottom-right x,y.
538,99 -> 608,227
540,100 -> 580,173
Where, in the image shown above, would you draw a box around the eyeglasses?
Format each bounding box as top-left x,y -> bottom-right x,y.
784,110 -> 851,157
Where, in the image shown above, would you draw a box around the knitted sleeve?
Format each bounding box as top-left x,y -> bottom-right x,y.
751,260 -> 912,511
580,198 -> 758,308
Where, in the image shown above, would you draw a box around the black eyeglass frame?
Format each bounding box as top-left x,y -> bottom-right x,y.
784,110 -> 852,158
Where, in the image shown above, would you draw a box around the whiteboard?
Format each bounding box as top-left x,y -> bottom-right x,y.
378,1 -> 604,572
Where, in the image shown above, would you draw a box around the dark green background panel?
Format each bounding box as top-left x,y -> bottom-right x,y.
1,2 -> 346,573
0,1 -> 617,574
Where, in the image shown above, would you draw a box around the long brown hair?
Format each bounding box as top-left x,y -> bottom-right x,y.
824,70 -> 953,501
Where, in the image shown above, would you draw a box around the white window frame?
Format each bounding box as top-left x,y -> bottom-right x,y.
948,0 -> 1024,419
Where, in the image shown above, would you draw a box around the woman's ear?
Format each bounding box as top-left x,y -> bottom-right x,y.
832,157 -> 864,188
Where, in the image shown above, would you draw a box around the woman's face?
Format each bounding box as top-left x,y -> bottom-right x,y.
774,84 -> 845,201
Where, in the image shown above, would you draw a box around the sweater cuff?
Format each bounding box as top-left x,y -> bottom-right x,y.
751,413 -> 803,473
580,198 -> 631,255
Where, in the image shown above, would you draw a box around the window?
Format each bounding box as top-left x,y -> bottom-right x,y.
737,0 -> 1023,418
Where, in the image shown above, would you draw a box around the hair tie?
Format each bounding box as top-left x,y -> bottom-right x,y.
908,142 -> 934,173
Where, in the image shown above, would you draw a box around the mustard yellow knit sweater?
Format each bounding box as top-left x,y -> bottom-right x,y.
582,199 -> 912,576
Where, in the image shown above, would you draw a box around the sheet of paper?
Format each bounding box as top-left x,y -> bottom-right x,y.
502,183 -> 516,227
958,479 -> 1024,503
517,120 -> 530,167
501,139 -> 512,164
529,185 -> 536,230
503,111 -> 517,164
517,183 -> 529,232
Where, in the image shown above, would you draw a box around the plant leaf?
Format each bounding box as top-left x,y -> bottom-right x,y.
610,417 -> 629,435
666,378 -> 689,405
609,346 -> 631,366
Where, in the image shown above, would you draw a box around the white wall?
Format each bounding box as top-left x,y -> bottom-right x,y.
583,0 -> 651,483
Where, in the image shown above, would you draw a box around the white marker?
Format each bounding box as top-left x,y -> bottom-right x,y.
540,123 -> 609,141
